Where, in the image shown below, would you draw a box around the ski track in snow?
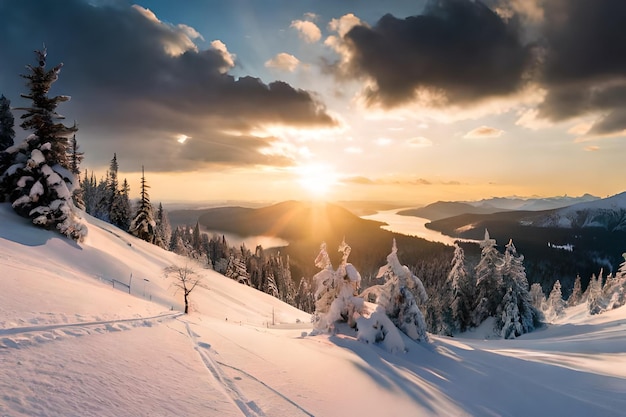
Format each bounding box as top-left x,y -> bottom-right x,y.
183,321 -> 315,417
183,321 -> 267,417
0,312 -> 183,349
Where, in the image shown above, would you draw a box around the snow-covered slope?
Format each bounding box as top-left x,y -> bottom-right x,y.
534,191 -> 626,230
2,203 -> 626,417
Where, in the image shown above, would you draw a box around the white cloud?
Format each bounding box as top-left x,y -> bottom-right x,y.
325,13 -> 365,75
290,20 -> 321,43
132,5 -> 200,56
265,53 -> 301,72
463,126 -> 505,139
210,40 -> 235,72
328,13 -> 363,37
375,137 -> 393,146
177,24 -> 204,41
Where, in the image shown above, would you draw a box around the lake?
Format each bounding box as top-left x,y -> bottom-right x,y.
203,229 -> 289,250
361,209 -> 479,246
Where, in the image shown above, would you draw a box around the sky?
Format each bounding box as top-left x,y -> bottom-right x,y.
1,0 -> 625,205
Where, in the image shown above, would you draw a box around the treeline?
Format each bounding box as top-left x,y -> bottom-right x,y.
167,223 -> 315,311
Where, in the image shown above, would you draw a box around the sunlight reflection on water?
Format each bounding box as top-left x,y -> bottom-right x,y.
203,229 -> 289,249
361,209 -> 479,246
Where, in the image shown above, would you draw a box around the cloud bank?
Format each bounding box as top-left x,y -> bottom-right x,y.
0,0 -> 336,171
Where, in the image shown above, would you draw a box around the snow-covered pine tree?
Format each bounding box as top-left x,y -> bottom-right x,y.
472,229 -> 504,327
312,242 -> 336,317
110,178 -> 131,230
155,202 -> 172,250
568,274 -> 584,306
529,283 -> 545,311
129,166 -> 159,245
497,240 -> 541,338
91,174 -> 109,220
80,170 -> 97,214
546,279 -> 565,320
312,240 -> 364,332
169,227 -> 189,256
192,222 -> 201,254
586,270 -> 606,315
0,49 -> 85,240
0,94 -> 15,151
602,254 -> 626,310
68,132 -> 83,176
67,132 -> 85,209
447,243 -> 473,333
295,277 -> 315,313
374,239 -> 429,342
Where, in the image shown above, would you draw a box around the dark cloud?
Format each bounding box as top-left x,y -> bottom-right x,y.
339,0 -> 533,108
0,0 -> 336,171
537,0 -> 626,134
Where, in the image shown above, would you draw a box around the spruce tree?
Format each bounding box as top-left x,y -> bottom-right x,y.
547,280 -> 565,319
602,254 -> 626,310
375,239 -> 429,341
18,49 -> 77,170
529,283 -> 546,311
155,202 -> 172,250
0,94 -> 15,151
68,131 -> 85,209
110,178 -> 131,230
129,166 -> 159,245
568,274 -> 583,306
0,48 -> 85,240
447,244 -> 473,333
472,229 -> 504,326
497,240 -> 540,338
68,132 -> 83,176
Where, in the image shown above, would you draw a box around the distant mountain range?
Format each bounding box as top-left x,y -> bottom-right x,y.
399,194 -> 600,221
532,192 -> 626,231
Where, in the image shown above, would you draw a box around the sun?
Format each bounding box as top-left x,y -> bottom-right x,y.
295,163 -> 338,199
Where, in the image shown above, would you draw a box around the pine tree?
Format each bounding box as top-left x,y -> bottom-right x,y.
0,94 -> 15,151
312,240 -> 364,331
547,280 -> 565,320
586,271 -> 605,315
155,202 -> 172,250
68,132 -> 85,209
92,175 -> 109,220
67,130 -> 83,176
568,274 -> 583,306
0,49 -> 85,240
110,178 -> 131,230
447,244 -> 473,333
129,166 -> 158,245
295,277 -> 315,313
529,283 -> 545,311
192,222 -> 201,253
497,240 -> 540,338
602,254 -> 626,310
375,239 -> 429,341
17,49 -> 77,170
472,229 -> 504,326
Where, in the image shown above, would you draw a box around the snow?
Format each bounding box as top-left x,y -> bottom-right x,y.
2,202 -> 626,416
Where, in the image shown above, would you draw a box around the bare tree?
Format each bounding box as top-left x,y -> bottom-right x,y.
164,264 -> 203,314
